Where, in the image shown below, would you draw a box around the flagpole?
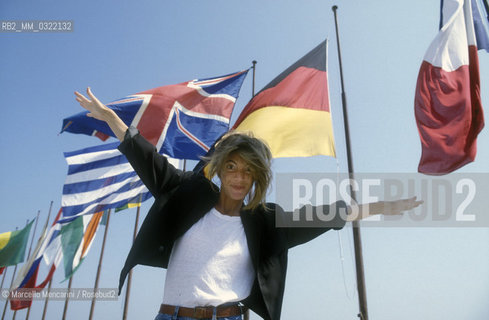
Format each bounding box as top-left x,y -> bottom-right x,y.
88,209 -> 111,320
0,267 -> 7,317
19,209 -> 40,319
482,0 -> 489,17
25,210 -> 41,267
252,60 -> 257,97
2,261 -> 17,320
61,275 -> 73,320
2,227 -> 20,320
62,210 -> 102,319
13,213 -> 40,320
332,5 -> 369,320
238,60 -> 257,320
26,203 -> 53,320
122,196 -> 142,320
0,268 -> 6,292
14,209 -> 40,320
40,277 -> 52,320
60,208 -> 78,320
12,221 -> 27,320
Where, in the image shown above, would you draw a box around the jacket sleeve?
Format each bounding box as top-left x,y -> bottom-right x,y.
117,127 -> 185,197
274,201 -> 349,249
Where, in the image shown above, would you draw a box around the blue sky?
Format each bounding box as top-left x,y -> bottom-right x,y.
1,0 -> 488,319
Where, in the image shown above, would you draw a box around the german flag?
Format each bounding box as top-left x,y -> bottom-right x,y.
233,40 -> 335,158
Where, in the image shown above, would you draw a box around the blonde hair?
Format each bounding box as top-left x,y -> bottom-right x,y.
204,131 -> 272,210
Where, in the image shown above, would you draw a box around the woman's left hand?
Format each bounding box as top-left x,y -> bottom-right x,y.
370,197 -> 423,215
347,196 -> 423,221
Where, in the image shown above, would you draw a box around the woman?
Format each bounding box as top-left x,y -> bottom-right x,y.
74,88 -> 422,320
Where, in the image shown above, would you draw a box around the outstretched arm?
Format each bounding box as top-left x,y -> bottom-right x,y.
74,87 -> 185,195
347,197 -> 423,222
74,87 -> 128,141
281,197 -> 423,248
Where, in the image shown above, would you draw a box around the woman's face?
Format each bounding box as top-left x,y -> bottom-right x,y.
219,152 -> 253,203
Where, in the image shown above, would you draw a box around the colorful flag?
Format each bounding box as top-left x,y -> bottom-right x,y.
471,0 -> 489,51
415,0 -> 486,174
61,142 -> 166,219
100,210 -> 109,226
61,70 -> 249,160
0,220 -> 35,268
9,209 -> 103,309
10,210 -> 63,310
232,41 -> 335,158
115,194 -> 143,213
62,141 -> 182,219
60,212 -> 103,281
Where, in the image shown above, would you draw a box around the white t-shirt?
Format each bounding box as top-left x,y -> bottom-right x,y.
162,208 -> 255,307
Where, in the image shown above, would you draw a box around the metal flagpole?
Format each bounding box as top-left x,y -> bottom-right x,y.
1,263 -> 17,320
0,268 -> 6,292
13,212 -> 40,320
122,195 -> 142,320
25,211 -> 41,268
251,60 -> 257,97
63,207 -> 102,319
40,277 -> 52,320
240,60 -> 257,320
23,210 -> 40,320
88,209 -> 111,320
61,275 -> 73,320
123,195 -> 142,320
332,5 -> 369,320
2,226 -> 20,320
482,0 -> 489,18
26,202 -> 53,320
0,267 -> 7,317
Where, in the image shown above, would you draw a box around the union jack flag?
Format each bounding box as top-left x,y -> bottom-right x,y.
62,70 -> 249,159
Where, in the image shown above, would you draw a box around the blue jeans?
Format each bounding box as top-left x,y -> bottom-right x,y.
154,306 -> 243,320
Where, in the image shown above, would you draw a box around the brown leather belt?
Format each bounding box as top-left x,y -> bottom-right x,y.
159,304 -> 247,319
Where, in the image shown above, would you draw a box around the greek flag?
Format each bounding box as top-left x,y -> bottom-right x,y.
62,142 -> 180,219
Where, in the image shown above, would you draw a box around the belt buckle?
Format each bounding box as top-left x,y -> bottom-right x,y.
193,306 -> 208,319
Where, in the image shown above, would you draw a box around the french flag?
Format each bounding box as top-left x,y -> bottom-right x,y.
415,0 -> 488,174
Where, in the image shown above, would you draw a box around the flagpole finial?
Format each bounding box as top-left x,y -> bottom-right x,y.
332,5 -> 338,12
251,61 -> 258,97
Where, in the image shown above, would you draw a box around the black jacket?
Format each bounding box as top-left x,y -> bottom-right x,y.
117,130 -> 347,320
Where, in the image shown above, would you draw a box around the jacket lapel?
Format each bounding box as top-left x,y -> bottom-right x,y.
240,209 -> 261,271
166,174 -> 220,241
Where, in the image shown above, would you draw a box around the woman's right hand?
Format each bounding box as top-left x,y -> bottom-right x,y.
74,87 -> 114,122
74,87 -> 128,141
